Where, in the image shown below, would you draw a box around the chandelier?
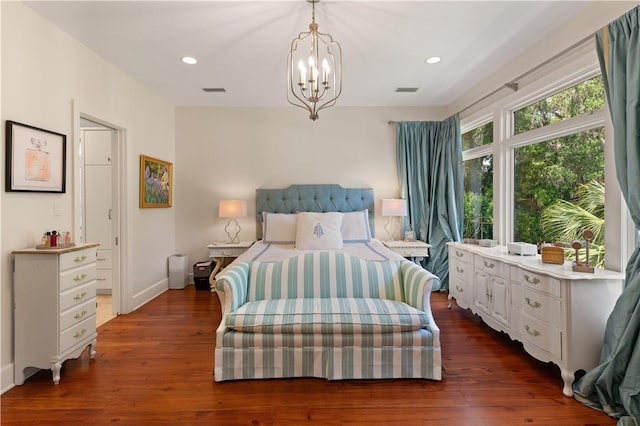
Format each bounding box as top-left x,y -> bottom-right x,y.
287,0 -> 342,121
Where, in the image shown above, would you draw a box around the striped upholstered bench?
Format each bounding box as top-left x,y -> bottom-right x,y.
214,251 -> 441,382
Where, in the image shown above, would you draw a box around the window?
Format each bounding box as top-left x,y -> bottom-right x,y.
462,121 -> 493,240
513,76 -> 605,134
461,50 -> 625,272
513,128 -> 605,265
462,121 -> 493,150
464,154 -> 493,239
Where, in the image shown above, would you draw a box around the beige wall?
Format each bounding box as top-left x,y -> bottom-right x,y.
174,106 -> 447,265
1,2 -> 175,391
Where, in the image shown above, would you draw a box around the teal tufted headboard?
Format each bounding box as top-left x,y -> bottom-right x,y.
255,184 -> 375,240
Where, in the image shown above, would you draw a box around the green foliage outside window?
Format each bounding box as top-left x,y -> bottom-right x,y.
463,121 -> 493,239
514,127 -> 605,246
514,76 -> 605,134
462,76 -> 606,266
463,155 -> 493,239
462,121 -> 493,150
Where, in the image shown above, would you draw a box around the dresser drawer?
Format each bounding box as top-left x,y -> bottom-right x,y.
209,247 -> 246,257
60,298 -> 96,332
449,247 -> 471,263
522,287 -> 561,326
510,267 -> 561,298
392,246 -> 429,257
60,263 -> 96,292
60,281 -> 96,312
59,247 -> 97,272
521,312 -> 562,359
475,255 -> 507,278
451,257 -> 472,282
60,316 -> 96,353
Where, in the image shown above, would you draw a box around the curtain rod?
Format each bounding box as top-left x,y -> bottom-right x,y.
457,34 -> 594,116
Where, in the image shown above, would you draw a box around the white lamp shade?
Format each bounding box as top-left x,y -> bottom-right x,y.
381,199 -> 407,217
218,200 -> 247,218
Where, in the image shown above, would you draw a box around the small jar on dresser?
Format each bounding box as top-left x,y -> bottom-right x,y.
12,243 -> 100,385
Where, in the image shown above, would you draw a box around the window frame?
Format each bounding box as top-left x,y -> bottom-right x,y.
460,56 -> 630,272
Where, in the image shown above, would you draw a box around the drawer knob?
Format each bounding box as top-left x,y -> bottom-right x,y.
73,292 -> 88,301
524,324 -> 541,337
97,257 -> 107,261
525,297 -> 541,309
74,310 -> 87,320
524,274 -> 540,285
73,273 -> 87,282
73,255 -> 88,263
456,251 -> 464,258
456,285 -> 464,293
484,260 -> 495,268
456,266 -> 464,273
73,329 -> 87,339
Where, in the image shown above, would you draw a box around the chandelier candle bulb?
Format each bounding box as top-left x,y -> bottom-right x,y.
322,59 -> 329,82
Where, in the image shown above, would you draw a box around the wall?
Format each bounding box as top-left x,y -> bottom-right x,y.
448,1 -> 638,116
174,106 -> 446,265
1,2 -> 175,391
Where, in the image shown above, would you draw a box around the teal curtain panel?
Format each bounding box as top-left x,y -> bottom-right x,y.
395,116 -> 464,291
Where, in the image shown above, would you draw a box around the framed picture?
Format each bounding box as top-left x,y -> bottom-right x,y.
5,120 -> 66,193
139,155 -> 173,208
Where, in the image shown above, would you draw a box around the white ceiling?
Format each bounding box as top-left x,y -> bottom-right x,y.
25,1 -> 599,108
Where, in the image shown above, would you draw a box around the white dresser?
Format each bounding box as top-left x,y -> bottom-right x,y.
448,242 -> 623,396
13,243 -> 99,385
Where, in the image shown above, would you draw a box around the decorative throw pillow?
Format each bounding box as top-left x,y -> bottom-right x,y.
295,212 -> 343,250
341,210 -> 372,243
262,212 -> 297,244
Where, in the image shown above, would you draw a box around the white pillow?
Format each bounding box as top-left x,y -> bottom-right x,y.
295,212 -> 344,250
262,212 -> 297,244
342,210 -> 372,243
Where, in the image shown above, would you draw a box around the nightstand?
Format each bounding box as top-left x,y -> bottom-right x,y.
383,240 -> 431,264
207,241 -> 254,288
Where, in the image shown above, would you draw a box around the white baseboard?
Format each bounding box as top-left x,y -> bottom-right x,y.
1,363 -> 15,394
132,278 -> 168,311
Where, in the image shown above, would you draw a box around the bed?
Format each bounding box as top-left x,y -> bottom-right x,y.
213,184 -> 442,381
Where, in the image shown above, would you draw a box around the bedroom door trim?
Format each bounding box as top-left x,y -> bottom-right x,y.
72,100 -> 131,315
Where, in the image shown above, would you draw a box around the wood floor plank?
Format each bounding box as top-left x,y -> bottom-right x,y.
1,287 -> 614,425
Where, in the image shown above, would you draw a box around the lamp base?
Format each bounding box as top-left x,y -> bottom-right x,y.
224,219 -> 241,244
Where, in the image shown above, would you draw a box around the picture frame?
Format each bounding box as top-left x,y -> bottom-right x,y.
5,120 -> 66,193
139,155 -> 173,208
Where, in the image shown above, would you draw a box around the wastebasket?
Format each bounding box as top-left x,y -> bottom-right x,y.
168,254 -> 188,289
193,261 -> 214,290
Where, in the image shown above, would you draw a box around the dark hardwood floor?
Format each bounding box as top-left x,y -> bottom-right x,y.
1,287 -> 613,425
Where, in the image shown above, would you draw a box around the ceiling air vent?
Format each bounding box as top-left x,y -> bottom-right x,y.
202,88 -> 227,93
395,87 -> 419,93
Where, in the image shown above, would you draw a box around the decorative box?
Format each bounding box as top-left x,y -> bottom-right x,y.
541,246 -> 565,264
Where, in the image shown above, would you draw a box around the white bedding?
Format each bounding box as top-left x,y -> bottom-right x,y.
233,238 -> 404,264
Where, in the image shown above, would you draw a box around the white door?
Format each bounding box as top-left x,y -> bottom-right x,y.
82,127 -> 118,312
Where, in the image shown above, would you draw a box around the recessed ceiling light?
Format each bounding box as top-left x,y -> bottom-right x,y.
425,56 -> 441,64
181,56 -> 198,65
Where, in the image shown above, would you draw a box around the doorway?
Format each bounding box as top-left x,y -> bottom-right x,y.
79,117 -> 121,321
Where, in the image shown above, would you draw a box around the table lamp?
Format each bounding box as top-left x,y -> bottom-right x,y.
381,198 -> 407,241
218,200 -> 247,243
